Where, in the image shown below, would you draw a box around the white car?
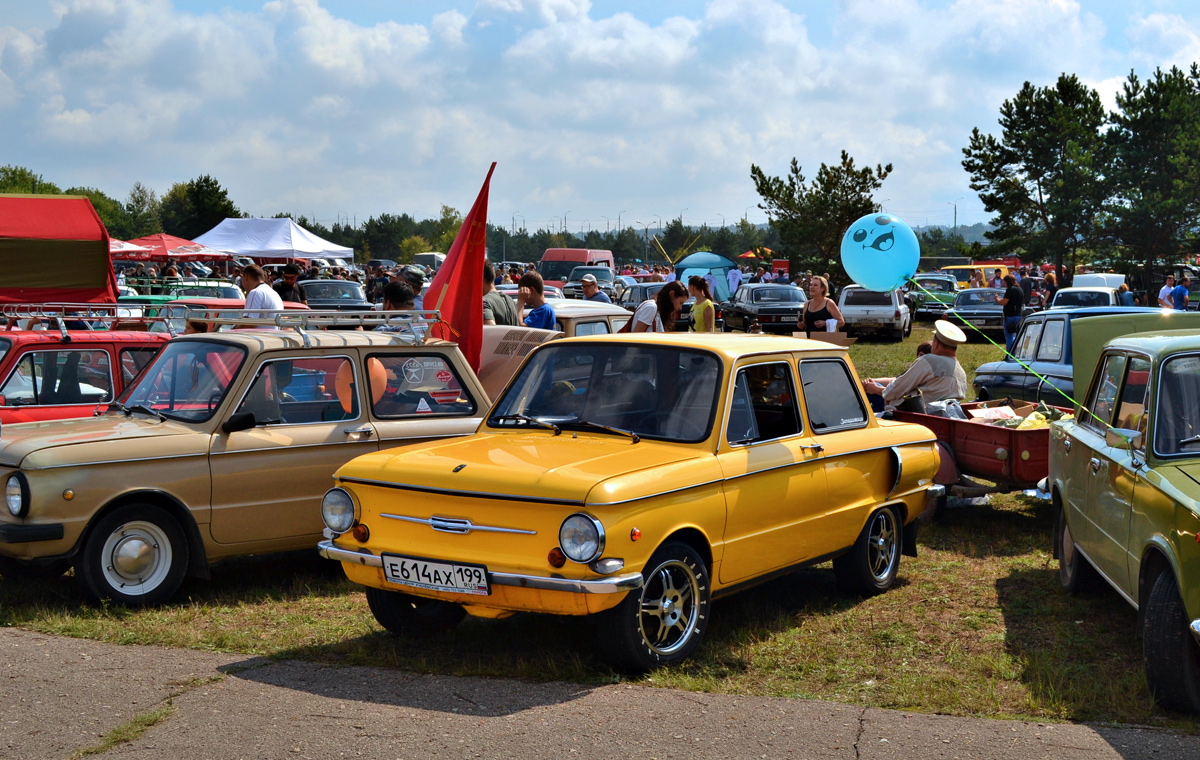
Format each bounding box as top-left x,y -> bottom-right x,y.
837,285 -> 912,341
1048,287 -> 1120,309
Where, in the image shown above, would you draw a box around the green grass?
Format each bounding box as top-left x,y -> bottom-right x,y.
1,327 -> 1193,729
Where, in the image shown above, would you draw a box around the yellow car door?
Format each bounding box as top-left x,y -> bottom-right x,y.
208,353 -> 378,544
717,358 -> 828,584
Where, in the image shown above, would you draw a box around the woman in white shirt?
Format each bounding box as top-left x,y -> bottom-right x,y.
633,281 -> 687,332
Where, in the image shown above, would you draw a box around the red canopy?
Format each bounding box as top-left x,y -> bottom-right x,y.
0,194 -> 119,304
124,233 -> 231,262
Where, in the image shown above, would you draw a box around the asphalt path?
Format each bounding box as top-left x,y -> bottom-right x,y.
3,627 -> 1198,760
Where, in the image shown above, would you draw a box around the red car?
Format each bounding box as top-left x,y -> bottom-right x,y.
0,329 -> 168,424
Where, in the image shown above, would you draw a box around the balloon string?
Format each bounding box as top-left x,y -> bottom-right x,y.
904,277 -> 1124,436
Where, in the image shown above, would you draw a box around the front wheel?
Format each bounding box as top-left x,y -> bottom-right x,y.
597,541 -> 710,673
1143,571 -> 1200,714
833,506 -> 901,596
366,587 -> 466,639
75,504 -> 188,607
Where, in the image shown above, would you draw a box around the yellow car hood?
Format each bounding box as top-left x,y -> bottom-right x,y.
340,432 -> 706,504
0,414 -> 195,467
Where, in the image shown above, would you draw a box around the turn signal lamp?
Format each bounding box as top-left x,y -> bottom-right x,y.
548,547 -> 566,568
351,523 -> 370,543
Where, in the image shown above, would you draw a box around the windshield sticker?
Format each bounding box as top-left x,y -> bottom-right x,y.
416,397 -> 432,414
1170,358 -> 1200,374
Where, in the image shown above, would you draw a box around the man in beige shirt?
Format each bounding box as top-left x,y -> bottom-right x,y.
863,321 -> 967,411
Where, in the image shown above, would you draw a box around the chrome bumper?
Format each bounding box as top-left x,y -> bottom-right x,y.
318,540 -> 643,595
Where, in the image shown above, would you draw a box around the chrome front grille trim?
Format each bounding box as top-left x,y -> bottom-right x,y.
380,513 -> 537,535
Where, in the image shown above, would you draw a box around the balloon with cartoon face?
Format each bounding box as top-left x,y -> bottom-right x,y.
840,213 -> 920,292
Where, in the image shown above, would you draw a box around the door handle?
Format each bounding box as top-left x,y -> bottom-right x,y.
1089,457 -> 1101,473
1063,439 -> 1071,453
799,443 -> 824,454
344,425 -> 374,438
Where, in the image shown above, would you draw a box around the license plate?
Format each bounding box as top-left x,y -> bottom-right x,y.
857,319 -> 880,326
969,319 -> 989,325
381,553 -> 490,595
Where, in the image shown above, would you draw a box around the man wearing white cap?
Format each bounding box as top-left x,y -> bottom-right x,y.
580,273 -> 612,303
863,320 -> 968,412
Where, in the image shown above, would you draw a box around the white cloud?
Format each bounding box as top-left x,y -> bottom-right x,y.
433,10 -> 469,45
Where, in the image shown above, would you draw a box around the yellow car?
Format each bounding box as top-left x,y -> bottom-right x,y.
320,333 -> 943,671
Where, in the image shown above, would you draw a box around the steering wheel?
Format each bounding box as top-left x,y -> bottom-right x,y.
207,391 -> 223,413
642,411 -> 706,440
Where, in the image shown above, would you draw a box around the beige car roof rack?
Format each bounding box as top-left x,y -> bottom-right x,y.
184,309 -> 442,348
1,302 -> 179,340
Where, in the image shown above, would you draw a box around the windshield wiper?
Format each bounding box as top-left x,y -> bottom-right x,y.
491,413 -> 561,435
567,420 -> 640,443
105,400 -> 128,414
1179,434 -> 1200,446
126,404 -> 166,422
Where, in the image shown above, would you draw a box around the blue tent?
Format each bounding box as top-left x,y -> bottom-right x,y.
674,251 -> 738,301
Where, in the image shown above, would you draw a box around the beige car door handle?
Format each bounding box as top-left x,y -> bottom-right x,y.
344,425 -> 374,438
1063,439 -> 1071,453
1089,457 -> 1101,473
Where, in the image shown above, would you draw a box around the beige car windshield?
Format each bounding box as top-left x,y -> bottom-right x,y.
118,340 -> 246,422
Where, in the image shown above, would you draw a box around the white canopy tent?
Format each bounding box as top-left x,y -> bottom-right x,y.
194,218 -> 353,261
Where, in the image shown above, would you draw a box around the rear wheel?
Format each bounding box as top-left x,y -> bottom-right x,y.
834,506 -> 902,596
1143,571 -> 1200,714
75,504 -> 188,607
366,587 -> 466,639
597,541 -> 710,673
1056,504 -> 1098,592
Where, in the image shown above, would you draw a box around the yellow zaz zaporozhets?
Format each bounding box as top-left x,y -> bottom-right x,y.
320,332 -> 943,671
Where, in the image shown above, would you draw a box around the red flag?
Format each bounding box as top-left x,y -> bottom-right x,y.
425,163 -> 496,372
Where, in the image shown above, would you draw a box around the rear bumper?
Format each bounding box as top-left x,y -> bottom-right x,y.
318,540 -> 643,594
0,522 -> 64,544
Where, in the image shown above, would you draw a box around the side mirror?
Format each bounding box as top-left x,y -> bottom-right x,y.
222,411 -> 256,434
1105,427 -> 1143,451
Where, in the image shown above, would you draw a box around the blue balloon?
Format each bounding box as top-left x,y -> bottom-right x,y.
840,213 -> 920,292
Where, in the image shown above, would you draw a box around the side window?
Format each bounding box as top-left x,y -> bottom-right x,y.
1013,321 -> 1042,362
0,350 -> 112,406
575,321 -> 610,336
798,360 -> 868,432
120,347 -> 159,386
1084,353 -> 1127,432
1036,320 -> 1065,362
368,354 -> 477,418
726,363 -> 801,445
237,356 -> 358,425
1113,356 -> 1151,444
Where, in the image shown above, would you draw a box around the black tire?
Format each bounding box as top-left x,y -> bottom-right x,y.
722,318 -> 733,333
0,556 -> 71,580
75,504 -> 188,607
1143,571 -> 1200,714
365,586 -> 466,639
904,318 -> 912,338
1056,505 -> 1099,593
597,541 -> 711,673
834,506 -> 902,596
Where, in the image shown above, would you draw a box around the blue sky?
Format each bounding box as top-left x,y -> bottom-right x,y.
2,0 -> 1198,235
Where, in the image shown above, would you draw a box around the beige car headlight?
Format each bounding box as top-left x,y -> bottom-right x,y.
321,488 -> 357,534
6,473 -> 29,518
559,513 -> 604,564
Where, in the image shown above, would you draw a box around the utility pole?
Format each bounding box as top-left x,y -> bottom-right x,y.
949,196 -> 963,237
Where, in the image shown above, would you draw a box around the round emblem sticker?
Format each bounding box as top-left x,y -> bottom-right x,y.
436,370 -> 454,383
402,359 -> 424,384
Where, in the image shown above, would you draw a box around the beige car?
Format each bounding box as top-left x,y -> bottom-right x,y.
0,320 -> 499,606
538,299 -> 631,337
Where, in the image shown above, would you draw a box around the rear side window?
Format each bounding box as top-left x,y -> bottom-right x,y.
798,360 -> 868,432
1036,320 -> 1065,362
1014,321 -> 1042,362
726,363 -> 801,444
1113,356 -> 1150,444
575,321 -> 609,336
237,356 -> 359,425
0,349 -> 113,406
1084,353 -> 1127,431
368,354 -> 477,418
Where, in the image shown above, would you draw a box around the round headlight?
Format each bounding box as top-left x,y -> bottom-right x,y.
559,513 -> 605,564
6,473 -> 27,518
321,488 -> 356,534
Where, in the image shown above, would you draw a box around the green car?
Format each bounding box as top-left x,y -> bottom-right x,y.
908,274 -> 960,320
1048,320 -> 1200,713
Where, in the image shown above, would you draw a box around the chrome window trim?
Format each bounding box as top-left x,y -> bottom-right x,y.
364,351 -> 479,420
0,347 -> 116,409
1152,349 -> 1200,461
230,353 -> 361,428
1034,317 -> 1065,362
796,358 -> 871,435
721,359 -> 804,450
380,512 -> 537,535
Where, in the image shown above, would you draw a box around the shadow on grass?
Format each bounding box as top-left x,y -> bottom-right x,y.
923,494 -> 1056,558
995,565 -> 1200,730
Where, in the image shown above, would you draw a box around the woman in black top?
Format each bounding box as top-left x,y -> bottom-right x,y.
996,274 -> 1024,354
800,276 -> 845,335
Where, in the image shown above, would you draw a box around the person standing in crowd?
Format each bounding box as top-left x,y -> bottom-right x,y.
374,281 -> 418,332
749,266 -> 764,283
483,261 -> 519,325
516,271 -> 555,329
1117,283 -> 1136,306
989,269 -> 1004,288
1172,275 -> 1191,310
727,264 -> 743,295
664,267 -> 677,283
1019,268 -> 1033,302
394,266 -> 424,310
1044,272 -> 1058,304
632,281 -> 687,332
273,263 -> 308,305
996,273 -> 1024,353
688,276 -> 715,332
968,269 -> 984,288
1159,274 -> 1176,308
579,273 -> 612,304
241,265 -> 284,323
800,276 -> 844,335
182,266 -> 198,282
